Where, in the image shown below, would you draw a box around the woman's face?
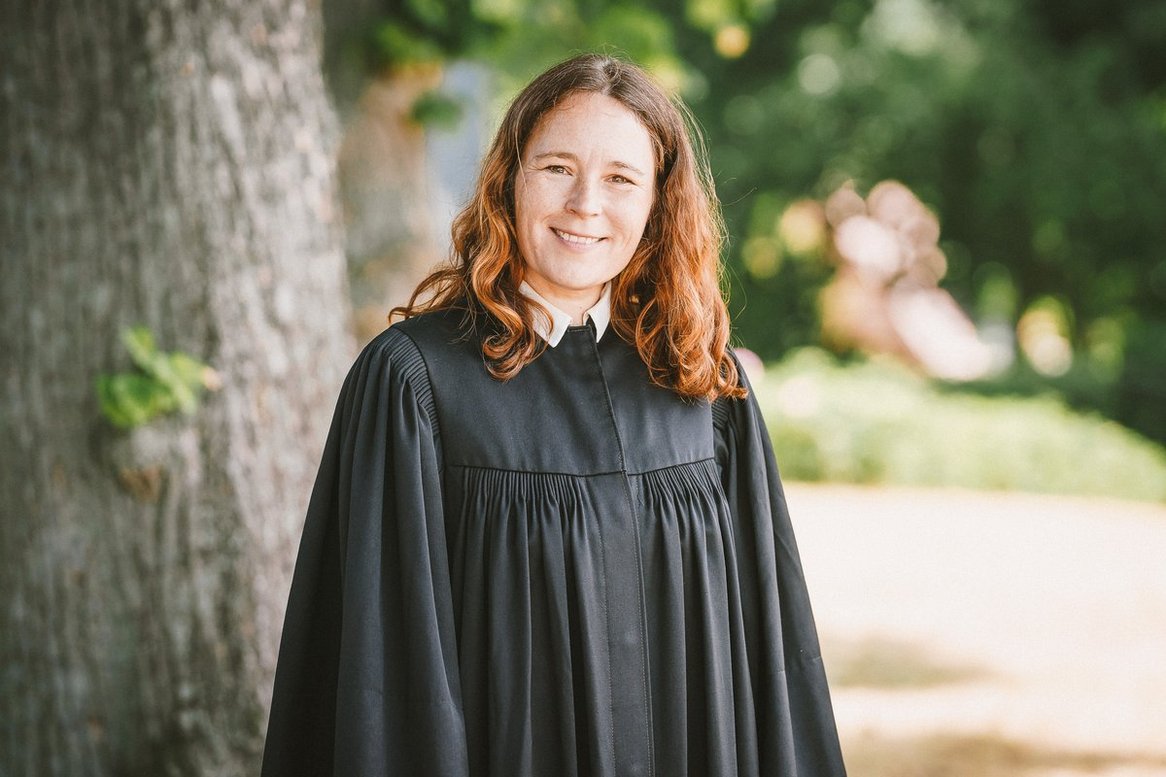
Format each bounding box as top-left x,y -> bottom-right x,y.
513,91 -> 656,312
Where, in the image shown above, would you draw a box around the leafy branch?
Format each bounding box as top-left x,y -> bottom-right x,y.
96,327 -> 220,429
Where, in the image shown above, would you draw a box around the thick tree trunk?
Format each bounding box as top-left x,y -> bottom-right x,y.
0,1 -> 353,775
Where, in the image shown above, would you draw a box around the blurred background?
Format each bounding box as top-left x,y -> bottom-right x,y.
3,0 -> 1164,774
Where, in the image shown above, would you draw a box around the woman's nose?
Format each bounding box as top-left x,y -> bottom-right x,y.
565,177 -> 601,217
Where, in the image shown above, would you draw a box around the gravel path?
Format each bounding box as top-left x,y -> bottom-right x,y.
786,484 -> 1166,774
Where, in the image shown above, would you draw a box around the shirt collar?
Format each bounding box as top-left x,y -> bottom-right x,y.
518,281 -> 611,347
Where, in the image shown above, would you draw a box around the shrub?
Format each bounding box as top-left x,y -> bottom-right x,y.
755,349 -> 1166,502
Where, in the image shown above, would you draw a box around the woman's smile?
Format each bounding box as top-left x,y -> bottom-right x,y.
513,91 -> 656,322
551,227 -> 604,246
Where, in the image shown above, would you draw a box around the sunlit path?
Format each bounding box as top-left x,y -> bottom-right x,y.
788,484 -> 1166,776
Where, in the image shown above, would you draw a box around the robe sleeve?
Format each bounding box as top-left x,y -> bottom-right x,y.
713,360 -> 848,776
261,327 -> 467,777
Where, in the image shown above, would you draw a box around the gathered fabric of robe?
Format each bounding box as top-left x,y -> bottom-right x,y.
261,309 -> 847,777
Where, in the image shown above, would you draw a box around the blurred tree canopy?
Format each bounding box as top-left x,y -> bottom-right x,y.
684,0 -> 1166,441
327,0 -> 1166,437
696,0 -> 1166,360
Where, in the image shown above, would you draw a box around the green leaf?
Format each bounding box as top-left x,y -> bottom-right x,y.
96,375 -> 137,429
97,327 -> 216,429
169,352 -> 208,386
121,326 -> 158,373
97,373 -> 172,429
148,355 -> 192,411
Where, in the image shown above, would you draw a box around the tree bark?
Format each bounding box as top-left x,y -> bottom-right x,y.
0,1 -> 353,775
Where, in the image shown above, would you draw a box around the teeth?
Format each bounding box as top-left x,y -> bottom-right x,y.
554,228 -> 601,245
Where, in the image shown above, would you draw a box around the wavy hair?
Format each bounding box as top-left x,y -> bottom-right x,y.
391,53 -> 745,400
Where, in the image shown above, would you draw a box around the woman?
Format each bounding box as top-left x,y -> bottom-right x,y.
262,53 -> 846,777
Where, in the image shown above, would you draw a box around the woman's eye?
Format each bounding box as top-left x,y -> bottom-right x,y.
545,164 -> 569,174
609,175 -> 633,185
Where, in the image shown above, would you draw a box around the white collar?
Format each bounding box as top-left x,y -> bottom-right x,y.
518,281 -> 611,347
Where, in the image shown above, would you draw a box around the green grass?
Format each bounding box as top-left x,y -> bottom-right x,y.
755,349 -> 1166,502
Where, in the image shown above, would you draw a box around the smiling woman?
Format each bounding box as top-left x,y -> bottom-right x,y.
261,53 -> 847,777
513,91 -> 656,319
388,52 -> 742,399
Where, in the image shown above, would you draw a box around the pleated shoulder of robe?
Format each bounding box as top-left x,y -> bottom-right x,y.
261,308 -> 847,777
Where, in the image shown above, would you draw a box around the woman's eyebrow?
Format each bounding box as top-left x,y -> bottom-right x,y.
611,160 -> 647,176
532,151 -> 647,177
532,151 -> 576,163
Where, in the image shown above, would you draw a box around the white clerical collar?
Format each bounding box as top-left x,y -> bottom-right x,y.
518,281 -> 611,347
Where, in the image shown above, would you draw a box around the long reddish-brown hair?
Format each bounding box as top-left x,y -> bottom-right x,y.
391,53 -> 745,400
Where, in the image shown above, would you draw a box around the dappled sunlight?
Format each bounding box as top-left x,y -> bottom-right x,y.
842,731 -> 1166,777
822,634 -> 993,690
1018,298 -> 1075,377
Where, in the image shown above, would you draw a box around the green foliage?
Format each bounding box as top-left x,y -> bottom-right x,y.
352,1 -> 712,100
755,348 -> 1166,502
668,0 -> 1166,448
372,21 -> 446,66
410,89 -> 465,128
1114,318 -> 1166,445
690,0 -> 1166,367
96,327 -> 217,430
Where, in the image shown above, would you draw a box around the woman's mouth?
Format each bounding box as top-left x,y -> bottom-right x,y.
552,228 -> 603,246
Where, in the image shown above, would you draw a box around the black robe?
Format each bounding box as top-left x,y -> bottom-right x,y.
261,309 -> 846,777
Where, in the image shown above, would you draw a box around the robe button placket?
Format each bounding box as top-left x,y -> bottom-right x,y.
583,330 -> 656,777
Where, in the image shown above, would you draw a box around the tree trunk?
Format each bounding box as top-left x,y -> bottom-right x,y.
0,1 -> 353,775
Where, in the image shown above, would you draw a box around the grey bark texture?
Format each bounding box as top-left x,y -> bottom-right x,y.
0,1 -> 354,775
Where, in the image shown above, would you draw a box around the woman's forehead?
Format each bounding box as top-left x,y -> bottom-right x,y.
523,92 -> 656,168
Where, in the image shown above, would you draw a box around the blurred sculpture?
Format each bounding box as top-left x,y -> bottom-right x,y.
820,180 -> 997,381
338,65 -> 446,342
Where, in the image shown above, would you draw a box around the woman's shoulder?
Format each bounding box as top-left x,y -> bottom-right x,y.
348,324 -> 431,391
341,322 -> 445,430
349,308 -> 470,369
710,349 -> 758,431
342,308 -> 486,401
354,306 -> 470,381
390,306 -> 478,350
